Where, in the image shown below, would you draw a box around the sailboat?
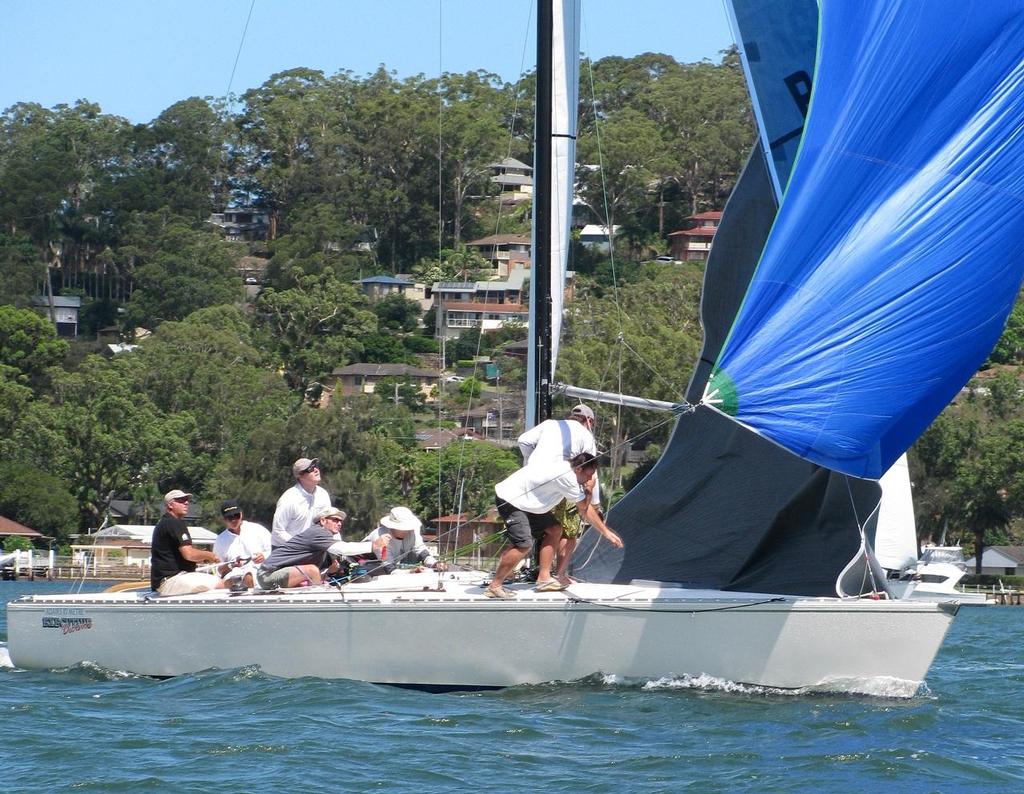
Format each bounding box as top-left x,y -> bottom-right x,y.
10,0 -> 1022,692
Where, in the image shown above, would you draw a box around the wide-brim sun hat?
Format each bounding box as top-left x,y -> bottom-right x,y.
379,506 -> 422,532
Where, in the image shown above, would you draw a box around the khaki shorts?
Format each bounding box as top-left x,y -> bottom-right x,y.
256,566 -> 296,590
157,571 -> 222,596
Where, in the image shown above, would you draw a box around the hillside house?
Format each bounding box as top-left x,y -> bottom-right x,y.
207,208 -> 269,241
489,157 -> 533,202
668,210 -> 723,263
325,363 -> 438,401
465,234 -> 532,277
31,295 -> 82,337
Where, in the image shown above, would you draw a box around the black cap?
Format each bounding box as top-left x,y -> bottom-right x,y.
220,499 -> 241,516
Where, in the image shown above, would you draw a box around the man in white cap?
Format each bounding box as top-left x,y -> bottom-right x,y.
360,506 -> 448,573
515,403 -> 601,585
256,507 -> 390,589
150,489 -> 226,595
271,457 -> 331,547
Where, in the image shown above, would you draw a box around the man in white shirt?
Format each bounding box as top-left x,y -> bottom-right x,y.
517,403 -> 597,464
271,457 -> 331,547
213,499 -> 272,589
486,453 -> 622,599
517,403 -> 601,584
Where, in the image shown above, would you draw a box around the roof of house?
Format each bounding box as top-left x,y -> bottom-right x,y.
668,227 -> 717,238
489,157 -> 532,171
466,234 -> 532,247
0,516 -> 46,538
358,275 -> 413,286
688,211 -> 723,221
415,427 -> 486,450
978,545 -> 1024,564
331,363 -> 437,378
434,282 -> 477,292
31,295 -> 82,309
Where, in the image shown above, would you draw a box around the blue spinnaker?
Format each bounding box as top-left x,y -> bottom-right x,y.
706,0 -> 1024,479
725,0 -> 817,198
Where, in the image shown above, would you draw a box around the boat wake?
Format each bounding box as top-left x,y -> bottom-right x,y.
0,644 -> 12,669
601,672 -> 924,699
61,660 -> 145,681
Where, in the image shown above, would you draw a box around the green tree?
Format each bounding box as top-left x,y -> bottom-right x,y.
373,293 -> 421,332
3,356 -> 192,528
0,232 -> 44,306
255,273 -> 377,394
207,396 -> 414,534
0,304 -> 69,386
115,307 -> 295,486
0,462 -> 78,542
126,222 -> 242,327
410,443 -> 519,522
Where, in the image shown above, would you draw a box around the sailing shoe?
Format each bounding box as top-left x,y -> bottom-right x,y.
484,586 -> 516,599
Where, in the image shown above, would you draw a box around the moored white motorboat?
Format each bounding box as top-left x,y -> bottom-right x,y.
6,571 -> 955,693
888,546 -> 994,606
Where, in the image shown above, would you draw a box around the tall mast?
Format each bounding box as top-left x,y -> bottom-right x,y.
532,0 -> 554,427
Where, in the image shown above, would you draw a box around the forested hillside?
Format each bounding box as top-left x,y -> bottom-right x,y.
1,49 -> 1021,558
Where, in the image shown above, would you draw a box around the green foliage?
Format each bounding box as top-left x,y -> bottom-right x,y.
3,536 -> 32,553
459,376 -> 483,399
126,222 -> 242,327
375,376 -> 426,412
255,273 -> 377,394
207,396 -> 414,534
373,293 -> 421,332
361,332 -> 415,364
0,232 -> 44,306
114,308 -> 295,486
409,443 -> 519,521
403,335 -> 438,354
0,304 -> 69,386
2,355 -> 193,528
988,299 -> 1024,365
557,265 -> 703,451
0,462 -> 78,542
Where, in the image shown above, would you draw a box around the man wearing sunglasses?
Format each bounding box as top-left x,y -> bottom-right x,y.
150,489 -> 226,595
213,499 -> 271,589
271,457 -> 332,547
256,507 -> 390,589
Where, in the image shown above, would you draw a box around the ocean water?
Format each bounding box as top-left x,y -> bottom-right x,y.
2,581 -> 1023,793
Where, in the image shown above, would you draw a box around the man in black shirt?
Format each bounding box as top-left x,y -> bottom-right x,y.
150,489 -> 225,595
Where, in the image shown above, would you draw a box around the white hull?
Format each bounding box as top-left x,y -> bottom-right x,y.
7,572 -> 956,693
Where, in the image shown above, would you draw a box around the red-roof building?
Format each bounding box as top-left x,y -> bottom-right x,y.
668,210 -> 722,263
0,516 -> 49,543
426,511 -> 505,563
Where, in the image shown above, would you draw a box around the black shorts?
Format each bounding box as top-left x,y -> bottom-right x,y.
496,498 -> 559,549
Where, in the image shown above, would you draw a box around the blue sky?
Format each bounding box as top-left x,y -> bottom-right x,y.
1,1 -> 733,123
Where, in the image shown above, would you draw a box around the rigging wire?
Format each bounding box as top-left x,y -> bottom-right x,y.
224,0 -> 257,111
438,0 -> 535,549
